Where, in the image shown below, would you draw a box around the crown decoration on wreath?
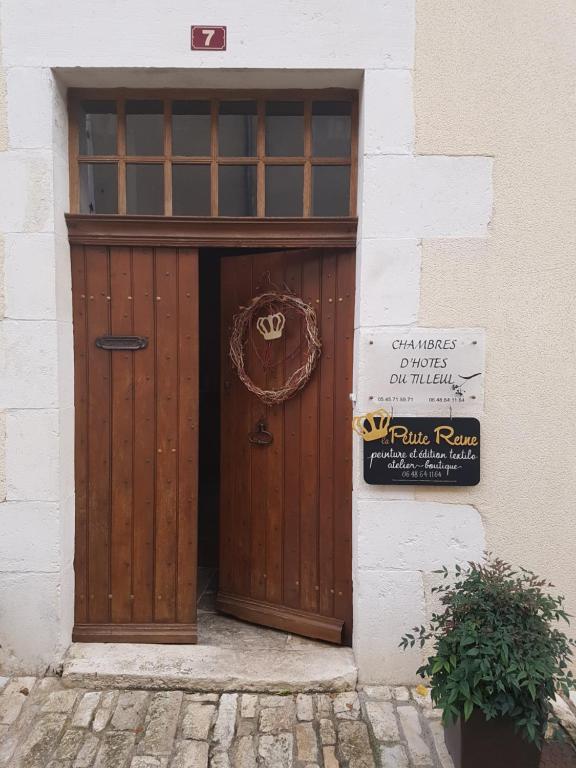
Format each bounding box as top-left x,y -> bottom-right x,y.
256,312 -> 286,341
229,290 -> 321,406
352,408 -> 391,442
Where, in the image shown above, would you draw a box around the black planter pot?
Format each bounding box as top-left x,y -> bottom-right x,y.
444,710 -> 541,768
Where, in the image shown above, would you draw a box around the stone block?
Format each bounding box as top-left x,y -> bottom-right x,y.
354,570 -> 426,685
4,234 -> 57,319
364,701 -> 399,742
319,718 -> 336,745
213,693 -> 237,749
362,686 -> 393,701
380,744 -> 409,768
356,501 -> 485,572
42,689 -> 79,712
0,572 -> 63,675
393,688 -> 410,702
337,721 -> 375,768
240,694 -> 257,719
0,691 -> 26,724
0,320 -> 59,408
355,239 -> 421,329
15,712 -> 67,767
1,1 -> 413,69
259,699 -> 296,732
333,692 -> 360,720
323,746 -> 339,768
397,706 -> 433,766
0,150 -> 53,233
258,733 -> 293,768
74,733 -> 102,768
362,70 -> 414,155
232,735 -> 256,768
0,501 -> 60,572
94,731 -> 136,768
181,702 -> 215,740
130,758 -> 168,768
295,693 -> 314,721
427,719 -> 456,768
6,67 -> 53,149
72,691 -> 101,728
92,691 -> 119,732
53,728 -> 85,760
138,691 -> 182,755
5,409 -> 59,501
110,690 -> 149,731
172,740 -> 209,768
295,722 -> 319,762
362,156 -> 493,239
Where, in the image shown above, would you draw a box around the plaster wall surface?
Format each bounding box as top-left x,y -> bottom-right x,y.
414,0 -> 576,653
0,0 -> 493,678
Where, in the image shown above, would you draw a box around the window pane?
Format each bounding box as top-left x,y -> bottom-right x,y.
312,165 -> 350,216
172,165 -> 211,216
218,165 -> 257,216
79,163 -> 118,214
172,101 -> 211,156
126,100 -> 164,156
312,101 -> 352,157
78,101 -> 117,155
265,166 -> 303,216
265,102 -> 304,157
126,164 -> 164,215
218,101 -> 257,157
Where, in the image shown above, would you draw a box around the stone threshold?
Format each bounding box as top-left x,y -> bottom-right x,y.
61,643 -> 358,693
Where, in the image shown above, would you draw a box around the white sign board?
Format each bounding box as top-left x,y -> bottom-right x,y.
357,328 -> 485,415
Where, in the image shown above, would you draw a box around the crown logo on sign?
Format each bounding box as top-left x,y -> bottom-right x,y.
352,409 -> 391,442
256,312 -> 286,341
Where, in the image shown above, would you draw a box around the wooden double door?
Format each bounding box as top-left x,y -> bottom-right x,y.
71,243 -> 353,644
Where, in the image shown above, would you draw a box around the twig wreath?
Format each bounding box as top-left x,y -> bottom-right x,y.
229,291 -> 322,406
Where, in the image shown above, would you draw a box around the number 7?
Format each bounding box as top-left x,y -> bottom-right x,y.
202,28 -> 215,46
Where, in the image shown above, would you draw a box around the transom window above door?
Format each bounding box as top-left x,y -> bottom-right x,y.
69,91 -> 358,218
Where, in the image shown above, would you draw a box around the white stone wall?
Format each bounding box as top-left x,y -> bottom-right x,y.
0,0 -> 493,678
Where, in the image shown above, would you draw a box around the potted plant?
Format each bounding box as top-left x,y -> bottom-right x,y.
400,557 -> 576,768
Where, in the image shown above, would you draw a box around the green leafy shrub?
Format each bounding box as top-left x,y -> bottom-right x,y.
400,557 -> 575,746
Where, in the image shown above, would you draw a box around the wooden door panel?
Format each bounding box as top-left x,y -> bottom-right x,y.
218,248 -> 354,645
72,245 -> 199,643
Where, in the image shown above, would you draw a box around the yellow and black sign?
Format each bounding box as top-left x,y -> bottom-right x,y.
354,410 -> 480,486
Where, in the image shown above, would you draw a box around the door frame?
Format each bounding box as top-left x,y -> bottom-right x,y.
67,214 -> 357,643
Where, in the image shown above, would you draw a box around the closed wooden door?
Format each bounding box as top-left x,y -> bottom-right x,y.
71,245 -> 199,643
218,248 -> 354,644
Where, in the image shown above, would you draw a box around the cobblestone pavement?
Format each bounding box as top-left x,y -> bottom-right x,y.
0,676 -> 453,768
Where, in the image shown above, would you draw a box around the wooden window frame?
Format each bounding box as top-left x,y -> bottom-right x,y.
68,88 -> 359,218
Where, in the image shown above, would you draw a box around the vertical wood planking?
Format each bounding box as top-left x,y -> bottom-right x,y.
110,247 -> 134,622
299,253 -> 321,613
263,252 -> 285,604
333,249 -> 355,643
154,248 -> 179,621
282,256 -> 303,609
71,245 -> 88,622
248,255 -> 269,601
219,256 -> 234,595
85,247 -> 112,623
318,250 -> 337,617
176,249 -> 199,622
131,247 -> 156,622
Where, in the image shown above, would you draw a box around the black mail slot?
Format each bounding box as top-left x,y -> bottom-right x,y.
95,336 -> 149,350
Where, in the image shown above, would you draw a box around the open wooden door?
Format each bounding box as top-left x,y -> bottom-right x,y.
71,245 -> 199,643
218,248 -> 354,645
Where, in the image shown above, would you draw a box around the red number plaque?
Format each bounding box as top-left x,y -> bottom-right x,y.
191,26 -> 227,51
